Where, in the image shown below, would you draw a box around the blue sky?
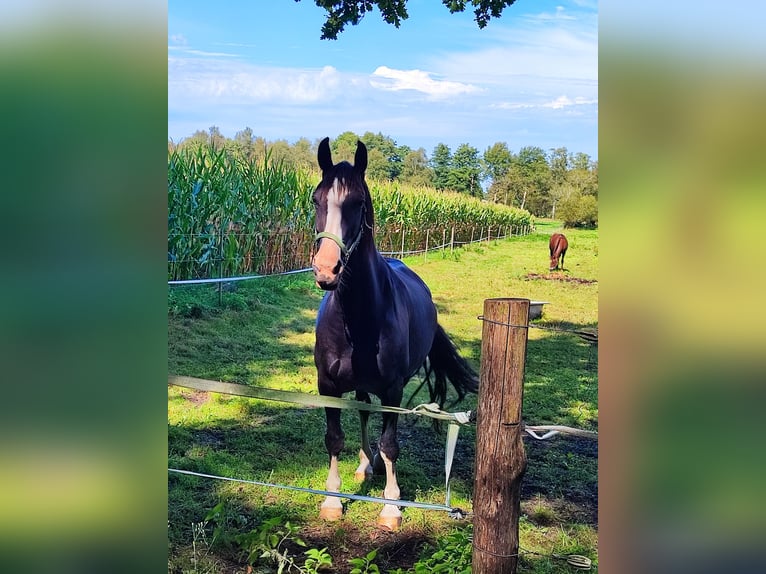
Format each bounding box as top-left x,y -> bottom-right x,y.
168,0 -> 598,160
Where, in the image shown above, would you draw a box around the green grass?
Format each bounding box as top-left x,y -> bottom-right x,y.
168,223 -> 597,573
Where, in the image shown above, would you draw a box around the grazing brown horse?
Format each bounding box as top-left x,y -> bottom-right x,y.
549,233 -> 568,271
311,138 -> 478,530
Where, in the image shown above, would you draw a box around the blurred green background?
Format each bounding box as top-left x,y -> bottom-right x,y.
600,3 -> 766,573
1,1 -> 764,572
0,2 -> 167,573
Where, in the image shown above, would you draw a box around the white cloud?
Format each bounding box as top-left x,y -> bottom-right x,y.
168,57 -> 343,104
370,66 -> 480,99
541,95 -> 598,109
531,6 -> 577,21
183,49 -> 240,58
492,95 -> 597,111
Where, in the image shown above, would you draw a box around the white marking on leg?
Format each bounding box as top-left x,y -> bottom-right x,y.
355,414 -> 373,481
355,448 -> 373,481
320,454 -> 343,519
378,450 -> 402,524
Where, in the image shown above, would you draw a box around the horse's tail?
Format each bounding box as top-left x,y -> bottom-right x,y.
422,323 -> 479,409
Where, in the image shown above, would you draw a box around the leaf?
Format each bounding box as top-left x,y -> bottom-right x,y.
203,501 -> 225,522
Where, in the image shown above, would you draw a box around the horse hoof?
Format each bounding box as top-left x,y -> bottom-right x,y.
377,515 -> 402,531
319,506 -> 343,521
354,469 -> 373,482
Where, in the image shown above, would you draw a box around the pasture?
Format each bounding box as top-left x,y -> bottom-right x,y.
168,220 -> 598,573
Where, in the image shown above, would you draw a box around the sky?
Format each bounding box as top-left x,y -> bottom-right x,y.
168,0 -> 598,160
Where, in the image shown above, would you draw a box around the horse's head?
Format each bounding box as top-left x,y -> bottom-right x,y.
311,137 -> 370,290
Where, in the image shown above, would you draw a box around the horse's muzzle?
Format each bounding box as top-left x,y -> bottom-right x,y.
315,276 -> 339,290
313,239 -> 344,290
312,260 -> 342,290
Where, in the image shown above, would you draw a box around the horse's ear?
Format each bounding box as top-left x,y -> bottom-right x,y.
354,140 -> 367,175
318,137 -> 333,173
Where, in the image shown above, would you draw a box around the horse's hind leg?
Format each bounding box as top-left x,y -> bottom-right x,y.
355,391 -> 374,482
319,407 -> 344,521
375,410 -> 402,530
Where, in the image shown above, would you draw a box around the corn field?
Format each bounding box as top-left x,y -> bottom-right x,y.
168,145 -> 533,281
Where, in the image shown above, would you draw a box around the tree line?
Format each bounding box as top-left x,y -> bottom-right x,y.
169,126 -> 598,227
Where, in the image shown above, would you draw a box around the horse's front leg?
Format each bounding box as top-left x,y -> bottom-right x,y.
320,406 -> 344,521
375,410 -> 402,530
355,392 -> 374,482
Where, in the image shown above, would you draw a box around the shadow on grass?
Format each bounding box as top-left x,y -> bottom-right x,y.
168,269 -> 597,571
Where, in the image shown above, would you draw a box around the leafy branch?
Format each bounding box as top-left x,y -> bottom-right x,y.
295,0 -> 518,40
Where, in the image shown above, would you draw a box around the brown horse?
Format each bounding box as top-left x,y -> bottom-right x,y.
549,233 -> 568,271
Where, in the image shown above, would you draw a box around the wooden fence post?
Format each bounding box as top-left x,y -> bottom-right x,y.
472,298 -> 529,574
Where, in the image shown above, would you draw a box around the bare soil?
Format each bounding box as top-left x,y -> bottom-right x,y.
525,272 -> 597,284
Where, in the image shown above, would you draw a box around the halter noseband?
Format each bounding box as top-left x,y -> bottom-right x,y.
314,204 -> 366,264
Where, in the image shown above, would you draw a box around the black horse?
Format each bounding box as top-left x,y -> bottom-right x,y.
311,137 -> 478,530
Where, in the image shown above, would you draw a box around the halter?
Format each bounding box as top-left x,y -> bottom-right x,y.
314,203 -> 366,264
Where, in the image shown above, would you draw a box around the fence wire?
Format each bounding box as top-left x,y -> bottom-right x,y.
168,224 -> 530,285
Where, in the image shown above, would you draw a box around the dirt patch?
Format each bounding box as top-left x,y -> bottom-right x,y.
180,389 -> 210,406
525,272 -> 597,284
299,523 -> 434,573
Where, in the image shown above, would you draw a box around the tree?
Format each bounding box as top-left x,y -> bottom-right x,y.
400,148 -> 434,187
297,0 -> 519,40
489,165 -> 533,209
430,143 -> 452,191
567,166 -> 598,198
208,125 -> 226,150
548,182 -> 575,220
571,152 -> 592,171
250,136 -> 269,165
362,131 -> 404,180
180,129 -> 210,150
514,146 -> 551,216
548,147 -> 570,187
365,148 -> 391,181
483,141 -> 513,185
331,131 -> 361,163
233,127 -> 256,160
450,143 -> 482,197
558,190 -> 598,228
290,137 -> 316,172
265,139 -> 292,165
